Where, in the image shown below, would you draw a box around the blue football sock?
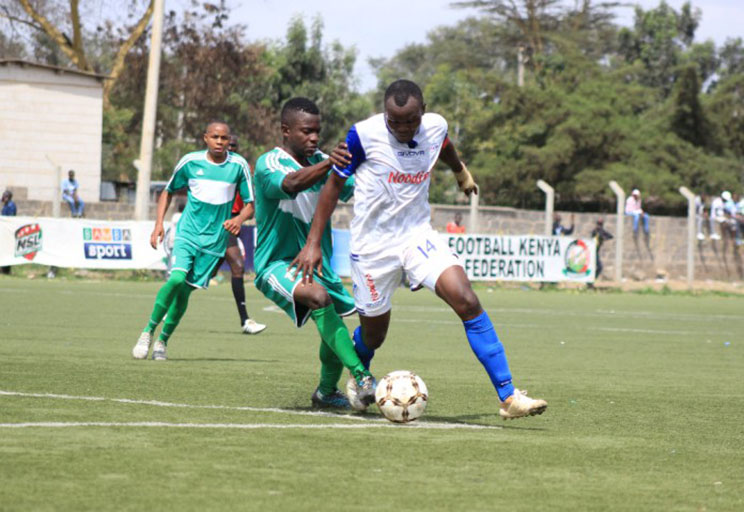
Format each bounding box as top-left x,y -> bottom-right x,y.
353,326 -> 375,370
463,311 -> 514,401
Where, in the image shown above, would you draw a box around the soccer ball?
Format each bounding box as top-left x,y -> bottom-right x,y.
375,370 -> 428,423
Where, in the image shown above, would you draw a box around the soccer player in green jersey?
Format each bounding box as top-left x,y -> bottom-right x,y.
132,120 -> 255,360
253,97 -> 375,409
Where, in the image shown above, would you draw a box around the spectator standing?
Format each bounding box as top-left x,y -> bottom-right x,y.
446,212 -> 466,234
61,170 -> 85,218
590,218 -> 613,280
2,190 -> 16,216
2,190 -> 17,274
552,213 -> 574,236
624,189 -> 649,236
710,193 -> 725,241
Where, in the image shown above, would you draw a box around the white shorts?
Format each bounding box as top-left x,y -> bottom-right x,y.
350,227 -> 462,317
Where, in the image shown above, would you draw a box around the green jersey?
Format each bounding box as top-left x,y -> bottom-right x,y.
253,147 -> 353,276
166,150 -> 254,256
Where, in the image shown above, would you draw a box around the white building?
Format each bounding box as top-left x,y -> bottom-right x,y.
0,59 -> 105,204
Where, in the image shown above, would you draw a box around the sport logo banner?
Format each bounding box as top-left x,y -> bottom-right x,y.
83,226 -> 133,260
15,223 -> 42,260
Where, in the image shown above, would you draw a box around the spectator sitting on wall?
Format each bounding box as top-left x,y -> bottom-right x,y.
2,190 -> 16,216
710,193 -> 725,241
446,212 -> 466,234
624,188 -> 649,236
552,213 -> 574,236
61,169 -> 85,218
590,218 -> 613,281
2,190 -> 17,275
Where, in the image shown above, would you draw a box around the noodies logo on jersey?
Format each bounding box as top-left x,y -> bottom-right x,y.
387,170 -> 430,185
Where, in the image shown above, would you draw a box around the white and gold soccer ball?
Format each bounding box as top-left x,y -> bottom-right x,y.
375,370 -> 428,423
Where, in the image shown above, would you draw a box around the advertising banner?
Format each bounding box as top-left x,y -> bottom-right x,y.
445,234 -> 596,282
0,217 -> 170,270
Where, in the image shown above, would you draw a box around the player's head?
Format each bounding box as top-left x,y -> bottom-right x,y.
384,79 -> 426,145
68,169 -> 75,180
281,97 -> 321,161
597,218 -> 604,225
203,120 -> 231,160
228,134 -> 239,153
2,190 -> 11,202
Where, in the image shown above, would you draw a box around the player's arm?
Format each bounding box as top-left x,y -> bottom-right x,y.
291,172 -> 346,284
281,158 -> 333,195
224,160 -> 256,235
438,138 -> 478,197
151,189 -> 173,249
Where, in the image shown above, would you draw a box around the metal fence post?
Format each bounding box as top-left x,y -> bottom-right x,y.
679,186 -> 696,287
536,180 -> 554,236
608,181 -> 625,282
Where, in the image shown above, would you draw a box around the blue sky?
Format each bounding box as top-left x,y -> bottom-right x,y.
231,0 -> 743,91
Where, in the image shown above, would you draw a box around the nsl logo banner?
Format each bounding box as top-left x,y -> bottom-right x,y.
446,234 -> 596,283
0,217 -> 169,270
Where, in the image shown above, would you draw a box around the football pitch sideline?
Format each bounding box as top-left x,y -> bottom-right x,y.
1,278 -> 743,511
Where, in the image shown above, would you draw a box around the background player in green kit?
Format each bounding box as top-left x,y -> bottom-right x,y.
253,97 -> 375,409
132,120 -> 255,360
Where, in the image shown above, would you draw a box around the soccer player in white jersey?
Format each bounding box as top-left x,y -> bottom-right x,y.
253,98 -> 375,409
293,80 -> 547,419
132,120 -> 255,360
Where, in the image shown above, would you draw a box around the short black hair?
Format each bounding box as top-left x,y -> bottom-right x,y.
384,79 -> 424,107
3,190 -> 12,200
281,97 -> 320,124
205,119 -> 230,132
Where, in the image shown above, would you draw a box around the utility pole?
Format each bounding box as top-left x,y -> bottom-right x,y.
536,180 -> 554,236
517,46 -> 525,87
134,0 -> 165,221
609,181 -> 625,283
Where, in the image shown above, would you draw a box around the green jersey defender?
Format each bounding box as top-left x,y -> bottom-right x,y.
252,97 -> 375,410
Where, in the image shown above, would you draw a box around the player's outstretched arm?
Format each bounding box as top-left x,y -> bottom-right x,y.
291,172 -> 346,284
439,140 -> 478,197
224,202 -> 254,236
281,158 -> 333,195
150,189 -> 173,249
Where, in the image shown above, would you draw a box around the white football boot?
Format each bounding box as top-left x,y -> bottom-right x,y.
499,389 -> 548,419
132,332 -> 152,359
345,374 -> 377,411
151,340 -> 167,361
242,319 -> 267,335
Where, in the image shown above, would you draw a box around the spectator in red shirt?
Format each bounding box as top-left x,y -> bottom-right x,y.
446,212 -> 466,234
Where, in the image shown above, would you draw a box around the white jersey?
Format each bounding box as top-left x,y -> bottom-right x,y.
334,112 -> 449,257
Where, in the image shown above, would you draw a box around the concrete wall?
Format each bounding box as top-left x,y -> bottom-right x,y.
8,191 -> 741,282
0,63 -> 103,204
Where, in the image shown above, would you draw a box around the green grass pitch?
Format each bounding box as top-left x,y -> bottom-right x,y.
1,277 -> 743,511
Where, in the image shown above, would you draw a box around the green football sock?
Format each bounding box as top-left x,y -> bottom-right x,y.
144,271 -> 188,334
311,305 -> 367,379
159,283 -> 194,345
317,339 -> 343,396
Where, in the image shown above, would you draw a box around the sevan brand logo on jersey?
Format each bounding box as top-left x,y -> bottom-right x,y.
387,170 -> 430,185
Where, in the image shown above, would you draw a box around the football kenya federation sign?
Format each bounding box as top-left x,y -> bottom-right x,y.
15,223 -> 42,261
445,234 -> 596,283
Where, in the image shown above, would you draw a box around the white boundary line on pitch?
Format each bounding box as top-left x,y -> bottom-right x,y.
0,421 -> 496,430
0,391 -> 502,431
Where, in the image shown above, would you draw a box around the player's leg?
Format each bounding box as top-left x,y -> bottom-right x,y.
294,281 -> 370,382
404,229 -> 546,419
133,268 -> 189,359
255,261 -> 372,408
152,283 -> 195,360
435,266 -> 547,419
225,235 -> 266,334
348,253 -> 400,370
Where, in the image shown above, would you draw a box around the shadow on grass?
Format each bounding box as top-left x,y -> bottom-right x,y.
280,406 -> 547,431
166,358 -> 280,363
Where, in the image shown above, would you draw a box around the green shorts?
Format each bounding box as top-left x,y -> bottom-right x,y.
255,259 -> 356,328
171,238 -> 222,289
